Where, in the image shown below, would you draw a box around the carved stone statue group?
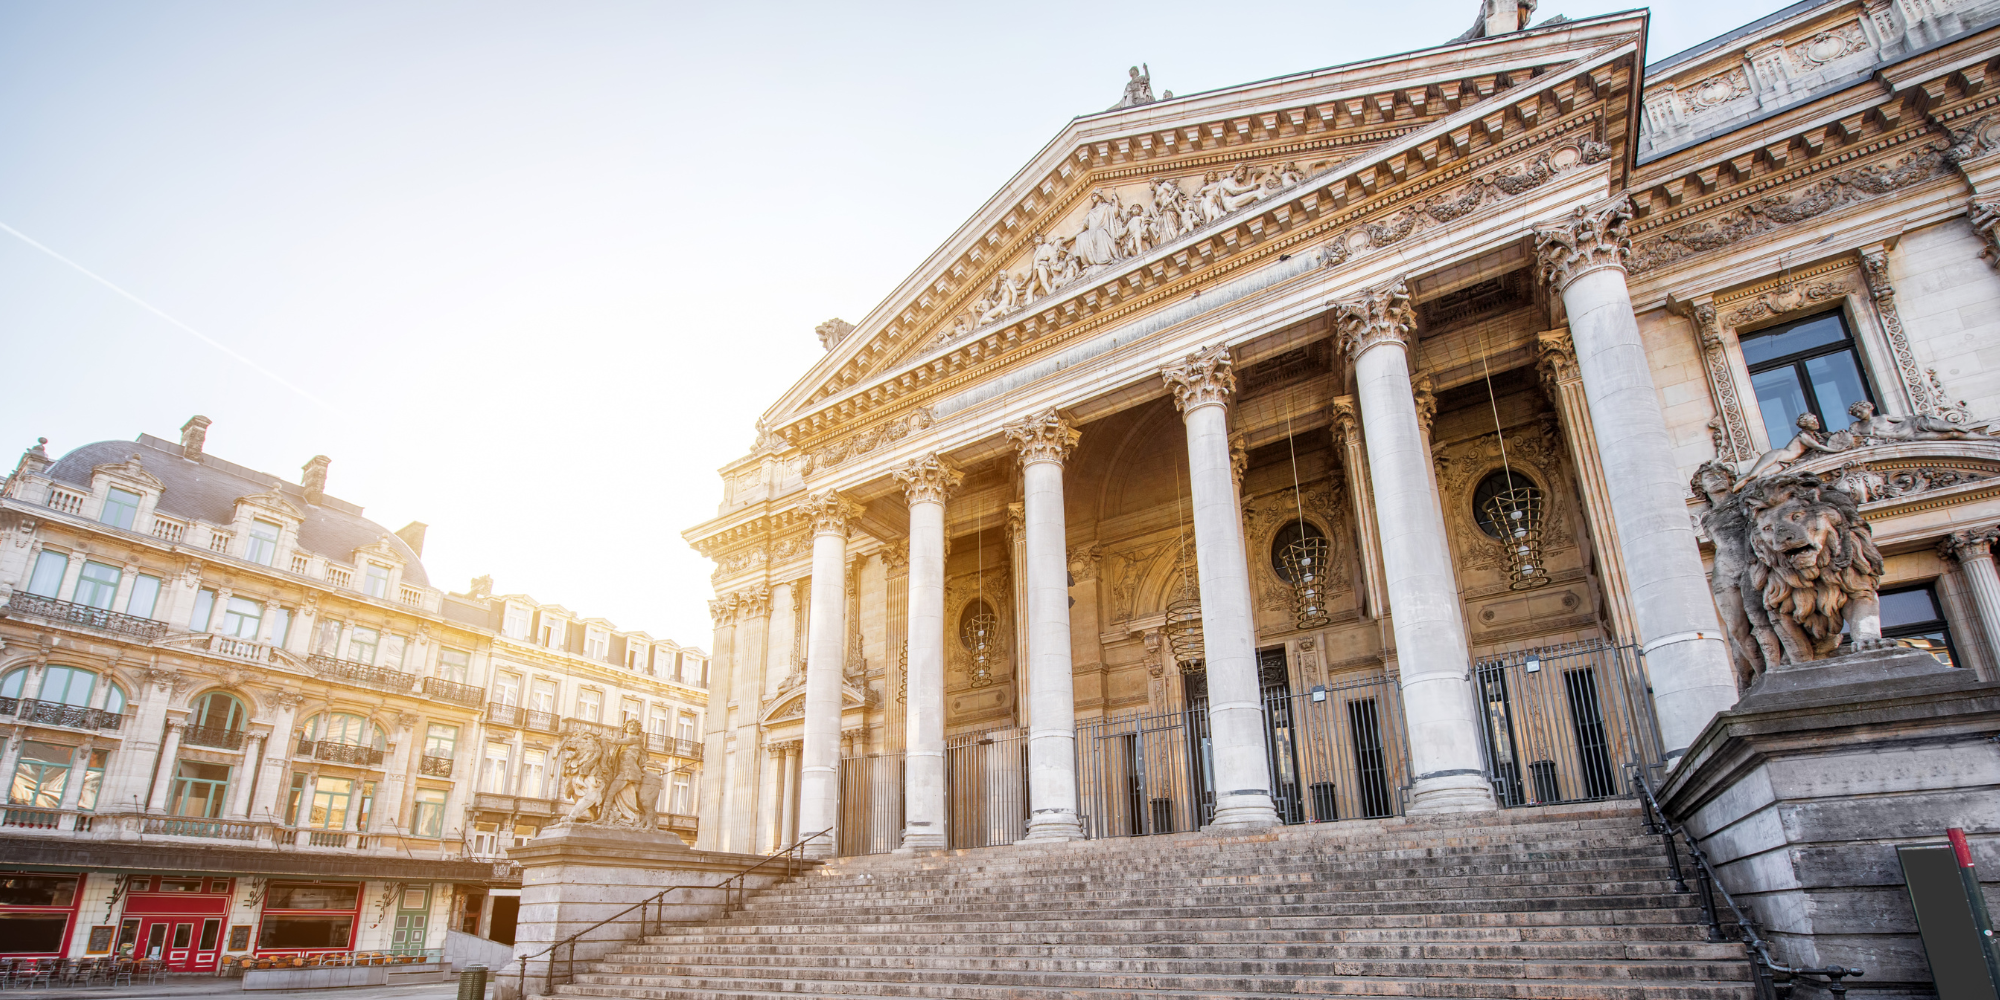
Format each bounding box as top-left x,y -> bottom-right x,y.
552,720 -> 663,830
947,163 -> 1315,342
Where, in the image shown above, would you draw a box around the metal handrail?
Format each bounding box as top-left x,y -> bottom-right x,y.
1630,765 -> 1862,998
512,827 -> 831,996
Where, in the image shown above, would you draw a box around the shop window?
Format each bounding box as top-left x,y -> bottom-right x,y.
158,879 -> 203,893
1741,310 -> 1875,448
169,762 -> 232,818
9,742 -> 73,807
1880,583 -> 1959,667
257,915 -> 354,950
0,874 -> 77,907
198,919 -> 222,951
266,884 -> 359,909
0,915 -> 71,954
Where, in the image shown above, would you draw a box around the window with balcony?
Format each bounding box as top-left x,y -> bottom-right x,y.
284,773 -> 306,825
677,715 -> 696,743
100,488 -> 142,530
190,692 -> 247,742
425,724 -> 457,758
1741,310 -> 1876,447
220,597 -> 263,639
169,762 -> 231,818
649,707 -> 669,737
124,574 -> 162,620
412,787 -> 448,838
77,750 -> 107,812
72,562 -> 120,610
308,776 -> 353,830
493,672 -> 521,707
621,698 -> 642,725
191,588 -> 216,631
520,748 -> 547,799
529,680 -> 557,713
348,627 -> 380,665
439,648 -> 470,684
577,689 -> 603,723
41,665 -> 96,708
25,551 -> 66,598
481,744 -> 511,794
244,519 -> 281,566
311,712 -> 384,749
363,563 -> 390,599
669,774 -> 692,816
8,742 -> 73,807
271,606 -> 292,647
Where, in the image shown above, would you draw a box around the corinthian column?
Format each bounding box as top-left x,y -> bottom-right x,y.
1535,330 -> 1639,643
1535,198 -> 1736,762
892,453 -> 962,851
1002,408 -> 1085,842
1329,399 -> 1387,621
1161,346 -> 1280,830
1334,278 -> 1495,814
1939,528 -> 2000,681
796,490 -> 861,857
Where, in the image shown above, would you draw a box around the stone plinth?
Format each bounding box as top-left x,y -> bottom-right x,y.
506,823 -> 814,996
1660,648 -> 2000,999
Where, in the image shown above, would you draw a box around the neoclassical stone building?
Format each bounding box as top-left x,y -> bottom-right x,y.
688,0 -> 2000,859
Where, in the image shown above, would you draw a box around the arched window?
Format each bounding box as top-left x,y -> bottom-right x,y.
310,712 -> 385,749
1270,520 -> 1328,582
193,692 -> 247,732
102,683 -> 126,716
1472,471 -> 1542,539
38,666 -> 96,707
0,667 -> 26,699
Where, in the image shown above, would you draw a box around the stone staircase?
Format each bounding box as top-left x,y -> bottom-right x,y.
549,801 -> 1753,999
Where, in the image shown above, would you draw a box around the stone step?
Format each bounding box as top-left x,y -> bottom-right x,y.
602,938 -> 1744,962
647,907 -> 1712,939
792,852 -> 1679,885
635,922 -> 1720,948
549,978 -> 1750,1000
581,953 -> 1753,980
760,871 -> 1685,903
727,893 -> 1697,921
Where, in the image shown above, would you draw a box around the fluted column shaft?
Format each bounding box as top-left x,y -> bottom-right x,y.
796,491 -> 859,857
1004,410 -> 1085,842
894,455 -> 961,851
1163,347 -> 1280,829
1335,279 -> 1496,815
1941,528 -> 2000,682
146,721 -> 185,812
1537,200 -> 1735,762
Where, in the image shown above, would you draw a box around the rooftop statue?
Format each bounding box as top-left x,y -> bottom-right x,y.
1110,64 -> 1155,110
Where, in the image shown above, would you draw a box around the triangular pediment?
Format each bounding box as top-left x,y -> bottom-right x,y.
761,14 -> 1646,453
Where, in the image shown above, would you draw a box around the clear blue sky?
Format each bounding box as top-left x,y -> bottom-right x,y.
0,0 -> 1757,646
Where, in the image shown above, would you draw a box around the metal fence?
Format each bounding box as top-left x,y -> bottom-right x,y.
945,726 -> 1028,850
836,752 -> 903,857
1472,639 -> 1661,808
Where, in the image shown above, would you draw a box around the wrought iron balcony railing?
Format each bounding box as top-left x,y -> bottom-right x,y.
309,654 -> 416,695
6,592 -> 167,642
180,724 -> 247,750
144,817 -> 256,840
2,697 -> 125,732
419,755 -> 454,777
422,676 -> 483,708
295,738 -> 386,767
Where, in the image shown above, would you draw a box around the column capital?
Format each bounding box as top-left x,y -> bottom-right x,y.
1161,344 -> 1236,412
892,453 -> 964,506
1533,197 -> 1633,292
1939,526 -> 2000,562
1003,408 -> 1080,467
1411,373 -> 1438,438
799,490 -> 862,538
1970,199 -> 2000,269
1327,396 -> 1360,447
1533,329 -> 1581,391
1333,276 -> 1415,358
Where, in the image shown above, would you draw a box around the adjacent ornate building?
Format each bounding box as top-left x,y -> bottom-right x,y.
0,419 -> 707,967
687,0 -> 2000,868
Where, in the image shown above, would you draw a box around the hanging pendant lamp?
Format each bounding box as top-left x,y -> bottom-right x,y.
1475,326 -> 1551,591
1278,408 -> 1333,629
963,506 -> 996,687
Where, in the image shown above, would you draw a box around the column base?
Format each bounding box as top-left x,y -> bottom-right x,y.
894,828 -> 946,852
1406,771 -> 1498,815
1016,810 -> 1084,843
801,838 -> 835,859
1205,797 -> 1280,831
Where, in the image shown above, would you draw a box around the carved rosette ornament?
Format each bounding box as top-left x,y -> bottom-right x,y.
1160,345 -> 1237,412
1533,197 -> 1634,292
1938,526 -> 2000,562
892,453 -> 964,506
1002,409 -> 1081,467
800,490 -> 862,538
1333,277 -> 1416,358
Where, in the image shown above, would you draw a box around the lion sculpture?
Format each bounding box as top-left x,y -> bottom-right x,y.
1695,467 -> 1888,686
552,722 -> 663,830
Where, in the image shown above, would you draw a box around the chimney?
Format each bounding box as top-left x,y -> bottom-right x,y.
1483,0 -> 1535,35
180,416 -> 212,462
396,521 -> 428,557
301,455 -> 331,505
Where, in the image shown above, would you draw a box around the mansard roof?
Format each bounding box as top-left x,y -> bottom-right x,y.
45,433 -> 429,587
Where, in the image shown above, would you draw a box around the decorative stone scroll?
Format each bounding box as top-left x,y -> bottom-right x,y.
892,453 -> 964,506
799,491 -> 862,538
1002,409 -> 1081,466
1332,276 -> 1416,358
1533,197 -> 1633,292
1160,345 -> 1236,412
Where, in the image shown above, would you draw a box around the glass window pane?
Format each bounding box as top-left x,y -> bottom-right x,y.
222,597 -> 262,639
271,607 -> 291,647
74,563 -> 121,610
191,589 -> 216,631
26,552 -> 68,598
348,627 -> 379,664
1880,587 -> 1942,628
1802,352 -> 1872,427
102,686 -> 125,715
124,575 -> 162,619
42,667 -> 95,706
0,670 -> 21,698
101,489 -> 141,531
1751,367 -> 1812,448
1892,630 -> 1956,668
1739,312 -> 1849,366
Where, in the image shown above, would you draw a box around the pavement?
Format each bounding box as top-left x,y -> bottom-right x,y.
3,979 -> 481,1000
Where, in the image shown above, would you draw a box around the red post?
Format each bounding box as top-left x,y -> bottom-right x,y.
1947,827 -> 2000,993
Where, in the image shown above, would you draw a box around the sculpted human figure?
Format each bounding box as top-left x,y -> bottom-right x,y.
1843,400 -> 1992,444
1148,177 -> 1185,242
600,719 -> 657,828
1111,63 -> 1155,109
1119,203 -> 1149,257
1219,163 -> 1268,212
1691,460 -> 1779,685
1029,233 -> 1068,297
1196,171 -> 1229,223
1737,412 -> 1837,483
977,272 -> 1022,323
1074,190 -> 1123,267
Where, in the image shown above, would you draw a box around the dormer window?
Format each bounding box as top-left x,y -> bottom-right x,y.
363,563 -> 390,598
101,488 -> 142,531
502,606 -> 529,640
585,629 -> 608,660
541,618 -> 565,648
246,519 -> 281,566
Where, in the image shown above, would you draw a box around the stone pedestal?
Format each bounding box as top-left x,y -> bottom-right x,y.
1660,648 -> 2000,999
507,824 -> 813,996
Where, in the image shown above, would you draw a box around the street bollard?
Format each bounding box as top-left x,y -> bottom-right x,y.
457,964 -> 489,1000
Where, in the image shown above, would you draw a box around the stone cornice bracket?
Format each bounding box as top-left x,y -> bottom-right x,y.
892,453 -> 965,507
1970,200 -> 2000,270
1411,373 -> 1439,438
1939,526 -> 2000,562
1533,197 -> 1633,293
1160,345 -> 1237,413
1326,397 -> 1360,446
1333,276 -> 1416,359
799,490 -> 862,538
1002,408 -> 1081,467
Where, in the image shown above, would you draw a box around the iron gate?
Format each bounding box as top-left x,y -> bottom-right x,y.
836,752 -> 903,857
1472,639 -> 1660,808
944,725 -> 1028,849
